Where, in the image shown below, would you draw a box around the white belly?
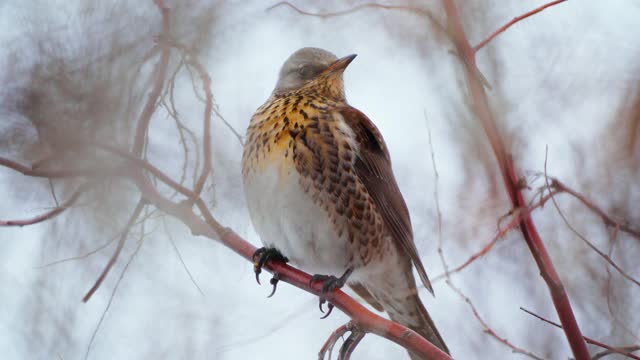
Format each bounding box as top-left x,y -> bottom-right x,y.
243,161 -> 349,276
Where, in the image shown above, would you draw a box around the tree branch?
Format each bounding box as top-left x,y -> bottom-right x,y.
441,1 -> 590,358
82,198 -> 146,302
473,0 -> 568,52
0,182 -> 90,226
129,170 -> 452,360
520,307 -> 640,360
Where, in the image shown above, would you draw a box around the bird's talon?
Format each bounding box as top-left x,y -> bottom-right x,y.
267,273 -> 280,298
310,268 -> 353,319
320,303 -> 334,319
252,247 -> 288,289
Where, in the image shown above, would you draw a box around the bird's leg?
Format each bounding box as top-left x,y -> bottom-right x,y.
310,267 -> 354,318
318,321 -> 366,360
252,247 -> 288,286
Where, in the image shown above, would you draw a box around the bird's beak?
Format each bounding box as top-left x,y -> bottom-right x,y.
325,54 -> 357,74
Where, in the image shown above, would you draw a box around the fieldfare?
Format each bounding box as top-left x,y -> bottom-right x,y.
242,47 -> 449,358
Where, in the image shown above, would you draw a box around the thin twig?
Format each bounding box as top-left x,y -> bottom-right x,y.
448,281 -> 544,360
543,147 -> 640,287
82,199 -> 145,302
548,177 -> 640,241
132,0 -> 171,157
162,217 -> 204,296
48,178 -> 59,207
473,0 -> 568,52
520,307 -> 640,360
267,1 -> 447,38
84,225 -> 145,360
36,210 -> 157,268
0,183 -> 90,226
426,117 -> 448,279
427,114 -> 540,358
441,1 -> 590,357
432,209 -> 521,283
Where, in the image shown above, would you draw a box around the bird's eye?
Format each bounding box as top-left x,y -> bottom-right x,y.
297,65 -> 315,78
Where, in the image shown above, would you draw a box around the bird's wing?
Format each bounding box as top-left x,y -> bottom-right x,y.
339,106 -> 435,295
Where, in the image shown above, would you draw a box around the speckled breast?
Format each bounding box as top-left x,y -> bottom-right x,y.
242,94 -> 353,275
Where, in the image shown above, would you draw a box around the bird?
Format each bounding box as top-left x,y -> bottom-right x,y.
242,47 -> 449,358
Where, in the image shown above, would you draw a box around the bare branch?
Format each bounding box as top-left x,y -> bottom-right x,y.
543,148 -> 640,288
520,308 -> 640,360
473,0 -> 568,52
267,1 -> 447,38
429,114 -> 539,358
449,281 -> 544,359
84,224 -> 146,360
82,199 -> 146,302
549,177 -> 640,241
0,182 -> 90,226
132,0 -> 172,157
441,1 -> 590,357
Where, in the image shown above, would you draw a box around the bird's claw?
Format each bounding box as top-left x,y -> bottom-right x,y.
252,247 -> 288,286
318,321 -> 365,360
309,268 -> 353,319
268,273 -> 280,298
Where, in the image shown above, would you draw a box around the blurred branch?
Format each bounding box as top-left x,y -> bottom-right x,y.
520,307 -> 640,360
132,0 -> 171,157
0,156 -> 126,178
544,176 -> 640,242
473,0 -> 568,52
593,346 -> 640,360
429,121 -> 542,359
82,198 -> 145,302
432,208 -> 519,283
604,228 -> 640,341
0,182 -> 90,226
543,152 -> 640,287
449,281 -> 544,360
0,1 -> 453,357
84,218 -> 147,360
267,1 -> 448,38
441,0 -> 590,358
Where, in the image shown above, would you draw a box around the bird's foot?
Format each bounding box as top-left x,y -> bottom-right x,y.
319,321 -> 365,360
309,267 -> 353,319
252,247 -> 288,292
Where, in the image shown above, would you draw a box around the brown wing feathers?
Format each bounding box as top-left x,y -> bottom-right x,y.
339,107 -> 435,295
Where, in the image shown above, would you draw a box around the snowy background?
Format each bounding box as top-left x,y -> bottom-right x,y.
1,1 -> 639,359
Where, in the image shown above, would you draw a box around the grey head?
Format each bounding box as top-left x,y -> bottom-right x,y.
273,47 -> 356,94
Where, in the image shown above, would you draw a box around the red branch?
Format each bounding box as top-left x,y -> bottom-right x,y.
473,0 -> 568,52
441,1 -> 590,358
432,208 -> 521,282
130,171 -> 452,360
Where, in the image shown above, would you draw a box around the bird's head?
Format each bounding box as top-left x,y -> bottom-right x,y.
273,47 -> 356,100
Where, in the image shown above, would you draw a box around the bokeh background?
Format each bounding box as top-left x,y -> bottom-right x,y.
1,1 -> 639,359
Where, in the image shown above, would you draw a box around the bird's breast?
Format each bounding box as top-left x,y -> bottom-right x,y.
242,96 -> 353,275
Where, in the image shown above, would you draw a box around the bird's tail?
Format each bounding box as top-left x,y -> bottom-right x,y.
381,290 -> 450,359
391,292 -> 450,358
355,268 -> 450,359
